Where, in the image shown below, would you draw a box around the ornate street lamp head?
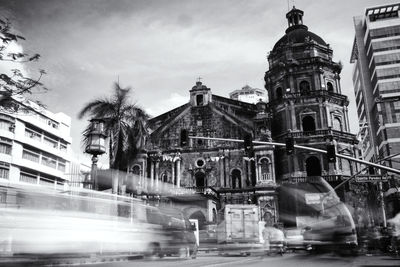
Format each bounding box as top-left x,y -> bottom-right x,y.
85,118 -> 107,155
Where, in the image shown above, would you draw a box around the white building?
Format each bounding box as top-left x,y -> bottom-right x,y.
229,85 -> 267,104
0,96 -> 73,189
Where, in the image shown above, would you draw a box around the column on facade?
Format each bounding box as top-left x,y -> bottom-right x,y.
344,106 -> 351,132
176,158 -> 181,188
319,100 -> 325,128
225,153 -> 230,188
219,152 -> 224,187
242,157 -> 247,188
150,160 -> 154,188
335,73 -> 341,94
171,159 -> 175,187
285,103 -> 291,130
325,101 -> 331,128
319,71 -> 325,89
290,101 -> 297,130
155,160 -> 160,190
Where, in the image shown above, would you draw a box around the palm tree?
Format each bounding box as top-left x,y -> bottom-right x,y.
78,82 -> 149,172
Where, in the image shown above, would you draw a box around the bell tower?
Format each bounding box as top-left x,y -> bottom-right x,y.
265,7 -> 359,199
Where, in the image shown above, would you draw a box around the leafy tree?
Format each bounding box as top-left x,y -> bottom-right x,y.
0,18 -> 47,110
78,82 -> 149,171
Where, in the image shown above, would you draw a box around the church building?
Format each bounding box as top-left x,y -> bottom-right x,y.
129,6 -> 364,230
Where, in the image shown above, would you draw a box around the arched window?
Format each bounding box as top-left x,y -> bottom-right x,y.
196,94 -> 204,106
333,117 -> 342,131
131,165 -> 141,175
306,156 -> 322,177
162,172 -> 168,183
299,80 -> 310,95
327,82 -> 334,92
232,169 -> 241,189
276,87 -> 283,100
302,115 -> 316,132
195,171 -> 205,187
259,158 -> 272,181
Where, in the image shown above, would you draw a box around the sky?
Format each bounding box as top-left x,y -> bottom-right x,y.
0,0 -> 395,164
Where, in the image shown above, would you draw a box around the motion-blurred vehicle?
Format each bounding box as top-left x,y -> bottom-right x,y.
302,203 -> 358,254
279,176 -> 357,255
159,209 -> 198,259
284,228 -> 305,251
0,182 -> 195,259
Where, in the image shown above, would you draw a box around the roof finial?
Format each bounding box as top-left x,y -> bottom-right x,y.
197,76 -> 202,83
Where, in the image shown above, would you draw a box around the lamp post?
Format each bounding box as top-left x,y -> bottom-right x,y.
85,118 -> 107,190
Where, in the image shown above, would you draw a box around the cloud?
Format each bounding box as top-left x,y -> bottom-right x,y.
145,92 -> 188,117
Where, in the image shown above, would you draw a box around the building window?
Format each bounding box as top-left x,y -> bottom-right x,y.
22,149 -> 40,163
20,171 -> 37,184
0,162 -> 9,179
0,143 -> 11,155
131,165 -> 141,175
58,161 -> 66,172
259,157 -> 272,181
302,115 -> 316,132
306,156 -> 321,176
41,154 -> 57,169
231,169 -> 241,189
299,80 -> 311,95
333,117 -> 342,131
25,128 -> 41,141
0,120 -> 12,131
327,81 -> 334,92
195,171 -> 205,187
196,95 -> 204,106
60,143 -> 68,152
43,136 -> 58,149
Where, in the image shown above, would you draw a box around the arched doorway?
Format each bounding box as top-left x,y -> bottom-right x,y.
231,169 -> 241,189
195,171 -> 206,187
302,115 -> 316,132
306,156 -> 322,176
189,211 -> 207,230
131,165 -> 140,175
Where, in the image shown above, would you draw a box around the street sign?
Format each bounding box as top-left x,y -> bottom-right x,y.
355,175 -> 388,183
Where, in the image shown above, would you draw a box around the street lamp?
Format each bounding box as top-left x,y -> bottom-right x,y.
85,118 -> 107,190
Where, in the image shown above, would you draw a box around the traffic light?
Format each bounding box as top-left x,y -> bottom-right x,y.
285,137 -> 294,155
180,129 -> 188,147
243,134 -> 253,153
326,144 -> 336,163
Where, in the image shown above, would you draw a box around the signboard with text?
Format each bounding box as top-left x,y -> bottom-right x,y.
355,175 -> 387,183
305,193 -> 322,205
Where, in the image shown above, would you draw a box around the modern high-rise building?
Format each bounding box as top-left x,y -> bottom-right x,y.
351,3 -> 400,169
0,95 -> 73,188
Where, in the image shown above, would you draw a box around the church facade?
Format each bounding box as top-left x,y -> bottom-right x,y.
131,80 -> 278,229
